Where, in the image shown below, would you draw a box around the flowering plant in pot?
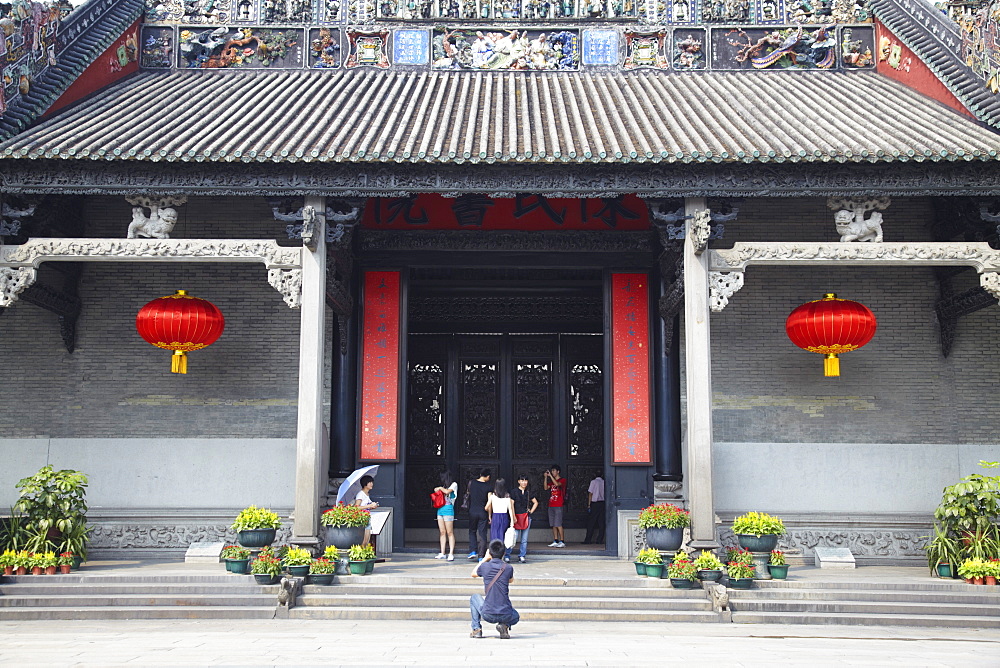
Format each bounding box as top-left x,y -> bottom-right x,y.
768,550 -> 789,579
321,505 -> 370,550
57,552 -> 74,574
638,503 -> 690,552
40,551 -> 58,575
726,560 -> 756,588
283,547 -> 313,576
347,544 -> 376,575
731,512 -> 785,552
666,554 -> 698,589
985,558 -> 1000,586
0,549 -> 16,576
231,506 -> 282,548
636,547 -> 664,577
28,552 -> 46,575
693,550 -> 724,582
250,553 -> 283,584
221,544 -> 252,574
14,550 -> 32,575
307,557 -> 336,585
958,558 -> 988,584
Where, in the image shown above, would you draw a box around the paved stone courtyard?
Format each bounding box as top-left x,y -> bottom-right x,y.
1,618 -> 998,666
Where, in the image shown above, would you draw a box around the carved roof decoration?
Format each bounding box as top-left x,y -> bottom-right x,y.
0,0 -> 147,141
4,68 -> 1000,166
869,0 -> 1000,128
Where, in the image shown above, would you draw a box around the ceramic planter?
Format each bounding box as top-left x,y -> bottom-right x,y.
228,559 -> 251,575
31,567 -> 42,575
348,560 -> 368,575
286,564 -> 310,577
697,569 -> 723,582
736,534 -> 779,553
59,564 -> 71,574
633,561 -> 647,576
365,559 -> 375,574
237,528 -> 277,548
2,566 -> 12,576
306,573 -> 335,586
768,564 -> 789,579
323,526 -> 366,551
644,527 -> 684,552
44,566 -> 57,575
669,578 -> 694,589
644,563 -> 664,578
986,576 -> 997,586
728,577 -> 754,589
936,563 -> 953,578
253,574 -> 280,585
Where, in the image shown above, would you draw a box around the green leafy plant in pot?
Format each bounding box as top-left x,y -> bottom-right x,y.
768,550 -> 789,579
922,524 -> 962,578
321,505 -> 370,551
347,544 -> 375,575
638,503 -> 690,552
731,512 -> 785,553
726,560 -> 756,588
250,553 -> 283,584
635,547 -> 664,578
934,461 -> 1000,539
221,544 -> 252,574
231,506 -> 282,548
307,557 -> 336,585
14,466 -> 89,556
283,547 -> 313,576
666,554 -> 697,589
693,550 -> 724,582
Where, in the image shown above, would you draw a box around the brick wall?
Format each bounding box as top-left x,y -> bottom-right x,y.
706,196 -> 1000,444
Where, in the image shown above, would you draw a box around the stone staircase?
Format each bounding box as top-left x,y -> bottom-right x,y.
727,579 -> 1000,627
0,573 -> 279,620
290,574 -> 724,623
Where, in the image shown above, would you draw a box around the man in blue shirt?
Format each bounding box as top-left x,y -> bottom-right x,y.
469,539 -> 519,639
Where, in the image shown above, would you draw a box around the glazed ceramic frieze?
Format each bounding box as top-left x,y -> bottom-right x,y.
581,28 -> 618,65
433,28 -> 579,70
623,29 -> 668,69
958,0 -> 1000,94
716,25 -> 835,69
393,28 -> 429,64
309,27 -> 342,67
344,28 -> 390,66
840,25 -> 873,69
141,26 -> 175,68
1,1 -> 63,113
672,29 -> 704,68
146,0 -> 234,23
179,26 -> 302,67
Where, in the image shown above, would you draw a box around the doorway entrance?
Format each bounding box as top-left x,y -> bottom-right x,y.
403,333 -> 604,534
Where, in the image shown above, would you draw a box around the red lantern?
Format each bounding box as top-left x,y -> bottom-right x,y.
785,293 -> 876,377
136,290 -> 225,374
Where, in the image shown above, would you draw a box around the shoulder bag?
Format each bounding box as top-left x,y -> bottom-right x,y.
430,489 -> 446,509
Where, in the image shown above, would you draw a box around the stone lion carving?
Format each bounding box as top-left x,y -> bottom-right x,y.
828,196 -> 890,243
125,196 -> 188,239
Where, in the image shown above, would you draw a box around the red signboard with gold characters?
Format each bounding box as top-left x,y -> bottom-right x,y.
359,271 -> 402,462
610,273 -> 652,465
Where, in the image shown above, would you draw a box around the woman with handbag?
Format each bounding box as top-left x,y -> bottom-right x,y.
510,474 -> 538,563
485,478 -> 516,562
433,470 -> 459,561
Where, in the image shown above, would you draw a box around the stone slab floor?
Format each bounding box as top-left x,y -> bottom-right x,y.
0,619 -> 998,666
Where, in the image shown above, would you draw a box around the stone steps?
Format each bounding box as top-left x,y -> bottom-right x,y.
729,610 -> 999,628
0,606 -> 277,621
289,606 -> 724,623
296,593 -> 713,611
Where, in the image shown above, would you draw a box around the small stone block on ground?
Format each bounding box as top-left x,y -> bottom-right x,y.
813,547 -> 855,569
185,541 -> 226,563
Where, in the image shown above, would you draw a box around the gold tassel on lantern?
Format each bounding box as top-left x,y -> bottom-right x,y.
824,353 -> 840,378
171,350 -> 188,374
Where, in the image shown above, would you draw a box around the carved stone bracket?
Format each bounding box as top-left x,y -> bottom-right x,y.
0,266 -> 37,307
709,272 -> 745,312
981,272 -> 1000,300
690,209 -> 712,254
0,238 -> 302,307
268,269 -> 303,309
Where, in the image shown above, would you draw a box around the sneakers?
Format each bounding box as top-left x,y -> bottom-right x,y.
496,623 -> 510,639
547,541 -> 559,547
470,628 -> 482,638
467,552 -> 478,560
518,556 -> 526,563
434,553 -> 446,559
555,541 -> 566,548
447,554 -> 454,561
503,557 -> 510,563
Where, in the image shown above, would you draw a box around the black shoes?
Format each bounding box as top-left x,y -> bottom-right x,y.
496,624 -> 510,639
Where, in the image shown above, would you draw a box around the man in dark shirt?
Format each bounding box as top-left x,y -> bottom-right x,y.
469,539 -> 519,639
467,468 -> 492,559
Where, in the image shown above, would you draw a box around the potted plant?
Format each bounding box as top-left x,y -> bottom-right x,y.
57,552 -> 74,575
221,544 -> 252,574
726,560 -> 756,589
638,503 -> 690,552
957,558 -> 987,584
768,550 -> 789,579
14,466 -> 89,555
666,554 -> 698,589
324,545 -> 350,575
986,559 -> 1000,586
0,549 -> 15,576
39,551 -> 57,575
58,520 -> 91,567
321,505 -> 370,551
934,461 -> 1000,540
731,512 -> 786,552
231,506 -> 282,548
693,550 -> 724,582
283,547 -> 313,577
28,552 -> 45,575
361,543 -> 377,573
347,544 -> 372,575
250,553 -> 283,585
307,558 -> 336,586
636,547 -> 664,578
14,550 -> 31,575
922,524 -> 962,578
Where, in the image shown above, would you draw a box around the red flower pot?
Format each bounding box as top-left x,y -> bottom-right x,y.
985,576 -> 997,586
2,566 -> 12,576
31,566 -> 42,575
973,576 -> 985,585
45,566 -> 57,575
60,564 -> 72,575
15,567 -> 27,575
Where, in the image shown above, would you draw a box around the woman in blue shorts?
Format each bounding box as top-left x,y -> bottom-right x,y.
434,470 -> 459,561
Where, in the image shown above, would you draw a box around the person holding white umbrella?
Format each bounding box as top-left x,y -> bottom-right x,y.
353,475 -> 379,544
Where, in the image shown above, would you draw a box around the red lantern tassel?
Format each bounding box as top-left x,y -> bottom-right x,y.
171,351 -> 187,374
824,353 -> 839,378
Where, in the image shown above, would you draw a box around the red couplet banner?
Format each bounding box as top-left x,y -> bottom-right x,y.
610,273 -> 652,465
359,271 -> 401,462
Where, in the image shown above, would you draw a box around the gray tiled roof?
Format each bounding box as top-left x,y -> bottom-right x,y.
3,68 -> 1000,165
870,0 -> 1000,128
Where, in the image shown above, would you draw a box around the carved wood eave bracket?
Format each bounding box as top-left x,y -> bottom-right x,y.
0,238 -> 303,308
706,242 -> 1000,311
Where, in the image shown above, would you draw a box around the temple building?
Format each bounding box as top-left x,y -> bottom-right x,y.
1,0 -> 999,561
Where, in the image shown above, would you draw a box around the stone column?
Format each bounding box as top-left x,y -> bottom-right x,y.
330,309 -> 357,477
291,196 -> 328,548
683,197 -> 719,550
653,271 -> 683,498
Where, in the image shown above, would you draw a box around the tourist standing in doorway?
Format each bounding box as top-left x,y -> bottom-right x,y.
583,473 -> 606,545
486,478 -> 516,562
354,475 -> 379,545
467,469 -> 492,559
544,464 -> 566,547
510,474 -> 538,563
434,470 -> 459,561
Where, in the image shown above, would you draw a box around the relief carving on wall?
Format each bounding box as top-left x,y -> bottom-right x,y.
125,195 -> 187,239
0,266 -> 37,307
708,270 -> 744,312
88,522 -> 293,551
827,196 -> 889,243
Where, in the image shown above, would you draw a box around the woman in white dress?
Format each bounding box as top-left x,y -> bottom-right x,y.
485,478 -> 516,562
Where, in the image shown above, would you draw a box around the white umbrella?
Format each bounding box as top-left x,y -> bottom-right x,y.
336,465 -> 380,505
